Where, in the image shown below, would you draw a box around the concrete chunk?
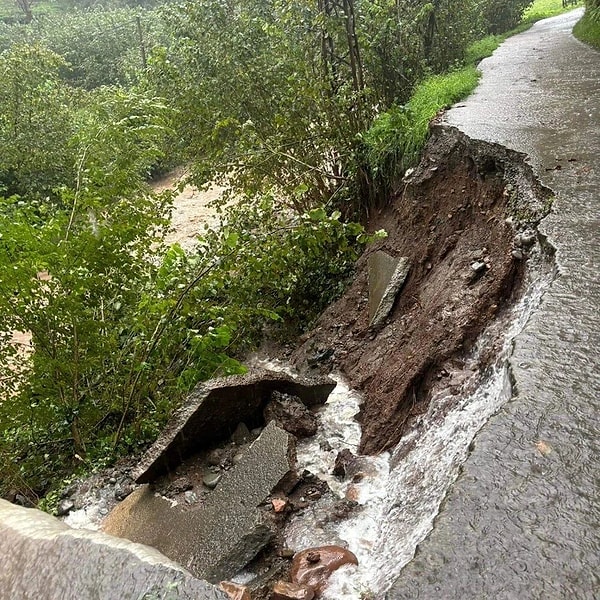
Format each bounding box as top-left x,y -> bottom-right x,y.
368,252 -> 411,328
105,422 -> 297,582
0,499 -> 227,600
134,369 -> 335,483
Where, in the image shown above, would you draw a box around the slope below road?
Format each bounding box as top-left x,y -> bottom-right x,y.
389,8 -> 600,599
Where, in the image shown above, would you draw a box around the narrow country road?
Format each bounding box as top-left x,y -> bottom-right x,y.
388,8 -> 599,599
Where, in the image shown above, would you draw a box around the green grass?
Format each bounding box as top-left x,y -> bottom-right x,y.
523,0 -> 582,23
573,9 -> 600,48
404,67 -> 481,159
396,66 -> 482,167
465,34 -> 505,64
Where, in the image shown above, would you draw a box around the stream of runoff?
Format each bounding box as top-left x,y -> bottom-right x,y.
279,248 -> 555,599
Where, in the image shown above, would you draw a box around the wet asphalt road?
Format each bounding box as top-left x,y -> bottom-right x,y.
388,9 -> 599,599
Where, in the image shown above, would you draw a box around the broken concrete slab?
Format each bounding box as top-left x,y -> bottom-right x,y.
368,251 -> 400,321
0,499 -> 227,600
368,251 -> 411,328
105,422 -> 296,583
134,369 -> 335,484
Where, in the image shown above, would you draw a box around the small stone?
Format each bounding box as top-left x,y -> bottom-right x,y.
307,348 -> 334,367
319,440 -> 332,452
511,249 -> 524,260
520,229 -> 536,247
56,499 -> 75,516
305,488 -> 322,501
264,392 -> 319,438
332,449 -> 359,479
279,548 -> 295,559
202,472 -> 222,489
231,422 -> 251,445
219,581 -> 252,600
184,491 -> 198,505
14,494 -> 29,506
232,452 -> 244,465
470,261 -> 487,273
271,580 -> 315,600
535,440 -> 552,456
165,476 -> 193,497
345,485 -> 360,502
291,546 -> 358,594
114,483 -> 134,501
108,477 -> 117,485
207,449 -> 225,466
272,498 -> 288,513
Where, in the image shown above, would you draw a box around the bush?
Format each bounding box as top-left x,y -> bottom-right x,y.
482,0 -> 535,33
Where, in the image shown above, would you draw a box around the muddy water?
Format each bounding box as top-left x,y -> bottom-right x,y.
388,9 -> 600,598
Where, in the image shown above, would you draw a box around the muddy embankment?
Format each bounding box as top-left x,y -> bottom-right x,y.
293,123 -> 552,456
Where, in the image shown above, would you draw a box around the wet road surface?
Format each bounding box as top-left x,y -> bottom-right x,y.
388,9 -> 599,599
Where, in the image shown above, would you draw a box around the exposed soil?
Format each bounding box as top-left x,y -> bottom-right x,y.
292,124 -> 552,455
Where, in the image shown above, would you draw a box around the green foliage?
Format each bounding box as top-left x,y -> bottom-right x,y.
0,43 -> 76,198
482,0 -> 535,33
0,0 -> 571,502
0,187 -> 378,497
0,85 -> 175,493
465,35 -> 504,64
144,0 -> 373,211
144,0 -> 513,214
573,4 -> 600,47
0,7 -> 163,88
523,0 -> 582,22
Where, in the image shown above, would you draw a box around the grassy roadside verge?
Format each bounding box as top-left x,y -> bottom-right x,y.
523,0 -> 582,22
573,8 -> 600,48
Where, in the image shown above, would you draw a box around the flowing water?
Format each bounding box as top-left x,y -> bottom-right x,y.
281,246 -> 556,598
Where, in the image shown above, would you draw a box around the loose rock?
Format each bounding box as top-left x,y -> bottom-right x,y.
291,546 -> 358,594
56,499 -> 75,517
231,423 -> 251,445
332,449 -> 359,479
219,581 -> 252,600
203,472 -> 223,490
165,477 -> 193,497
271,581 -> 315,600
271,498 -> 288,513
134,370 -> 335,483
184,491 -> 199,505
520,229 -> 536,247
470,261 -> 487,273
104,423 -> 297,582
264,392 -> 319,438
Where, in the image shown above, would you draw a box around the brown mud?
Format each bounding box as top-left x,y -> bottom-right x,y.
293,124 -> 552,455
